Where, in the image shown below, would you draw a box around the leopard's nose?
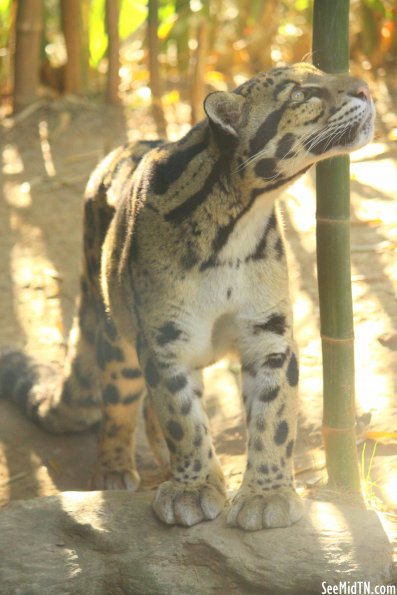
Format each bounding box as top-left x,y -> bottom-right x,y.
349,84 -> 371,102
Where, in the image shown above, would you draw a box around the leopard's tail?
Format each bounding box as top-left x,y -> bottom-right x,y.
0,316 -> 102,434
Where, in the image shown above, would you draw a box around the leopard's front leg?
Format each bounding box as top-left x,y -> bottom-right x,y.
228,309 -> 304,531
141,346 -> 226,527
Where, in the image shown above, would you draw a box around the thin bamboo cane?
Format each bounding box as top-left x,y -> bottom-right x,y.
105,0 -> 120,105
148,0 -> 167,138
13,0 -> 43,112
312,0 -> 361,491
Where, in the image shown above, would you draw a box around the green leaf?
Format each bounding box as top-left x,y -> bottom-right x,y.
119,0 -> 148,40
89,0 -> 107,67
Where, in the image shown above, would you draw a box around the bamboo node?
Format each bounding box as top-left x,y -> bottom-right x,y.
320,334 -> 354,344
322,425 -> 356,435
316,216 -> 350,224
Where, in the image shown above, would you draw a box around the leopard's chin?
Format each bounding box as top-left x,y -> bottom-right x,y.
345,104 -> 376,152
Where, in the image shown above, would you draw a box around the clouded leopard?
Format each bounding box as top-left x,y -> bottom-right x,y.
0,63 -> 374,530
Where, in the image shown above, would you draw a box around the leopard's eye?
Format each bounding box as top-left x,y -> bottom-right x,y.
290,88 -> 305,102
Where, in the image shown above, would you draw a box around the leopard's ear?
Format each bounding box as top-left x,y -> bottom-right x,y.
204,91 -> 245,139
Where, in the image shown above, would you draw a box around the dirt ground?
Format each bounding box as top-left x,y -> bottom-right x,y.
0,90 -> 396,518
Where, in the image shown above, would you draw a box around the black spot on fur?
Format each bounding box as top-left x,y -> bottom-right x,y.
275,133 -> 296,159
253,437 -> 263,451
121,368 -> 142,379
167,420 -> 184,441
259,464 -> 269,474
103,384 -> 120,404
286,353 -> 299,386
95,335 -> 113,370
145,358 -> 160,388
227,288 -> 232,299
193,460 -> 202,472
254,158 -> 278,180
123,392 -> 142,405
165,374 -> 187,394
260,386 -> 280,402
274,421 -> 289,445
156,321 -> 182,346
254,313 -> 286,335
286,440 -> 294,458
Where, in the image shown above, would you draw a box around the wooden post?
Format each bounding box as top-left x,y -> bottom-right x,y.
13,0 -> 43,112
313,0 -> 361,491
61,0 -> 83,95
105,0 -> 120,104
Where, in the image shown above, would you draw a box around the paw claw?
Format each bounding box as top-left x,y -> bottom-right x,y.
90,468 -> 140,491
153,479 -> 226,527
227,488 -> 304,531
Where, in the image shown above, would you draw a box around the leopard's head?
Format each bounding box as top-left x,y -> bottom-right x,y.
204,63 -> 375,188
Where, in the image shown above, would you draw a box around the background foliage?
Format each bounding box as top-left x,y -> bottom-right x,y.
0,0 -> 396,113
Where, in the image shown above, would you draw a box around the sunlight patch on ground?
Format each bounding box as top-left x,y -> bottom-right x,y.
311,501 -> 352,537
3,180 -> 32,208
30,451 -> 59,497
5,194 -> 66,352
2,144 -> 24,175
60,491 -> 109,533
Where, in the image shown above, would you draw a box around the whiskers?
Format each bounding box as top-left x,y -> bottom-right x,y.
234,120 -> 353,181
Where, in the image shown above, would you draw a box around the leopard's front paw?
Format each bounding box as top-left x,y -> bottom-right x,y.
153,478 -> 226,526
90,467 -> 140,491
227,487 -> 304,531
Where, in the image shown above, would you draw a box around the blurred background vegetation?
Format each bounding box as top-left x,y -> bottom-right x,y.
0,0 -> 396,131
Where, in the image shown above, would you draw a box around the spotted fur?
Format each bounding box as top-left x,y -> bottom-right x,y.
0,64 -> 374,530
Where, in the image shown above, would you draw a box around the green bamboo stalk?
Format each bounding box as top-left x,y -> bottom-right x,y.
312,0 -> 361,491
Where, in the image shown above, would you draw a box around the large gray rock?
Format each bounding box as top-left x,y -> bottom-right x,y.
0,491 -> 395,595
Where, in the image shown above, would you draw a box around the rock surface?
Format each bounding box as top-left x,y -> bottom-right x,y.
0,491 -> 396,595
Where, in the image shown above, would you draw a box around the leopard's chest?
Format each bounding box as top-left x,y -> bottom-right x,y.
171,238 -> 289,370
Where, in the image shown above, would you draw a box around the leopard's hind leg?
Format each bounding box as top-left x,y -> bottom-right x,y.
90,317 -> 144,490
